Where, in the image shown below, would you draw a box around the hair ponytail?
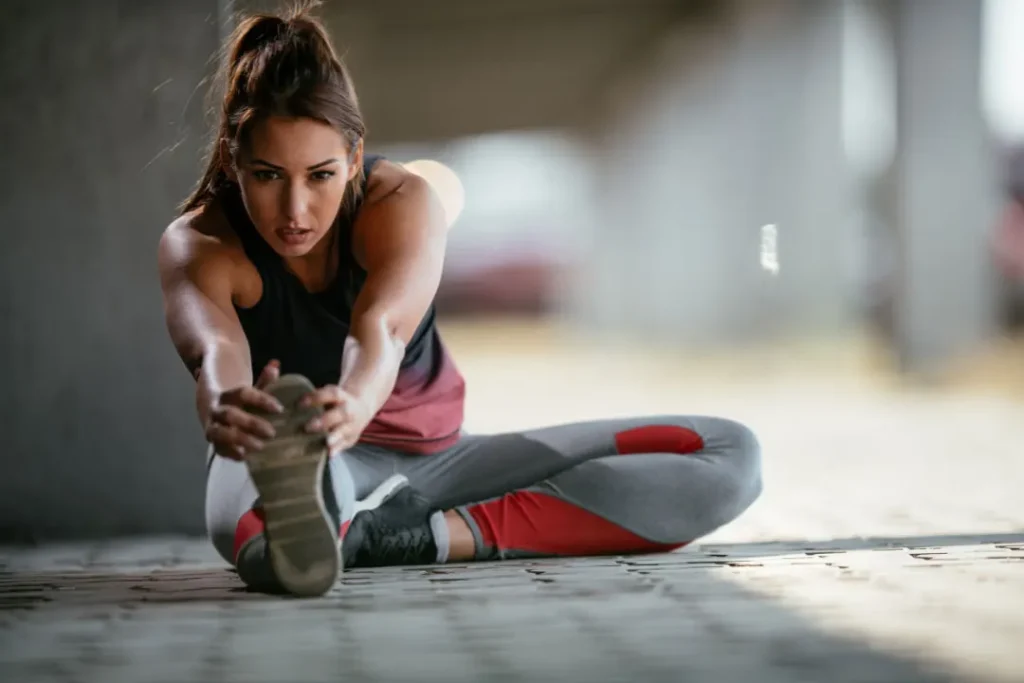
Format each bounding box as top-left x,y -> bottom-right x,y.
228,15 -> 287,75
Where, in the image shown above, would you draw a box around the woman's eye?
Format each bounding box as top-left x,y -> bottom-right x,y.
253,170 -> 279,181
311,171 -> 335,182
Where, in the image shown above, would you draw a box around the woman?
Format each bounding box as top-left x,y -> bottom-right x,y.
158,5 -> 763,597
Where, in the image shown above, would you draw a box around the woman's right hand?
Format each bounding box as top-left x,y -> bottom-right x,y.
205,360 -> 284,460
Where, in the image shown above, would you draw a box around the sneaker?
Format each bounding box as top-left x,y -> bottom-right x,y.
242,374 -> 337,597
341,485 -> 439,568
234,469 -> 413,594
241,374 -> 414,596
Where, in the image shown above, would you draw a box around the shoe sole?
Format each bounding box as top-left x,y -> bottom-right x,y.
244,375 -> 337,598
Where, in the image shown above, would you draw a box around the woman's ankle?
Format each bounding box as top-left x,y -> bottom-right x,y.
443,509 -> 476,562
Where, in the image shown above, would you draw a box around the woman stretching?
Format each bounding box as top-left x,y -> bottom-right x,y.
158,5 -> 763,597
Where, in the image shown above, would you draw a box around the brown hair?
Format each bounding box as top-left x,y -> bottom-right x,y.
180,1 -> 366,219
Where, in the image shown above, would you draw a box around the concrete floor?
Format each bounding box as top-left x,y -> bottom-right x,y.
2,320 -> 1023,683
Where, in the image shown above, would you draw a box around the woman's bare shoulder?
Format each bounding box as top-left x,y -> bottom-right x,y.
159,201 -> 248,272
362,158 -> 422,205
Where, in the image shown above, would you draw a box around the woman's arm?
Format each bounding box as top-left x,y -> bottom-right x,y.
341,162 -> 448,411
300,162 -> 448,452
158,217 -> 281,456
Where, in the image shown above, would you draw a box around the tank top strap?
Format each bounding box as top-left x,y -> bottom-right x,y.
336,153 -> 386,281
363,153 -> 384,176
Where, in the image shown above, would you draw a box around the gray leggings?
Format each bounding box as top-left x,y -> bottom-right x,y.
206,415 -> 762,563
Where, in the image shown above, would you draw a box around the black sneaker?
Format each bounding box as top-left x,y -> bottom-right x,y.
341,485 -> 438,568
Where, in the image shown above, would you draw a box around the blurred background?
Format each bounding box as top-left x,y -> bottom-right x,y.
0,0 -> 1022,542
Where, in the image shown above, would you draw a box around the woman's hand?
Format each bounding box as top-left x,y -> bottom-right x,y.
205,360 -> 284,460
301,385 -> 374,455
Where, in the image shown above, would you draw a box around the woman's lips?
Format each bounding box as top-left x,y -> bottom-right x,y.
276,227 -> 312,245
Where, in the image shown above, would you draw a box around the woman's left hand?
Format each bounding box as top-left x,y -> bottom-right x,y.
301,385 -> 374,455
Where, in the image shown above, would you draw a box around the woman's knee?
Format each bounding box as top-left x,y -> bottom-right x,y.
729,417 -> 762,471
674,416 -> 763,532
642,414 -> 762,510
695,416 -> 761,480
618,425 -> 762,545
718,417 -> 763,509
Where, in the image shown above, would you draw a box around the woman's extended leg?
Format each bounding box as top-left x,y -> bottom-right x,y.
390,415 -> 763,560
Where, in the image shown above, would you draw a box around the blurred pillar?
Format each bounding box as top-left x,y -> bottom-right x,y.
885,0 -> 998,373
579,0 -> 856,347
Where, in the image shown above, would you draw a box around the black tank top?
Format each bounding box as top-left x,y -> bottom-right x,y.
225,154 -> 438,389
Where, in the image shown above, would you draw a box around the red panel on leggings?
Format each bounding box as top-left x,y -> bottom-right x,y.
233,508 -> 266,561
467,491 -> 686,556
614,425 -> 704,455
232,510 -> 352,563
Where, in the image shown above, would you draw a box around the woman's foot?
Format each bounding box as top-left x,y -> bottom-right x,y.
241,374 -> 339,597
239,374 -> 422,595
341,485 -> 439,567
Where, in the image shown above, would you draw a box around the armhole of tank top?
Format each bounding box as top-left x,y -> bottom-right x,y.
233,255 -> 267,313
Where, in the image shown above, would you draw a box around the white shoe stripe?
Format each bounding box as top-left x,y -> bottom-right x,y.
353,473 -> 409,515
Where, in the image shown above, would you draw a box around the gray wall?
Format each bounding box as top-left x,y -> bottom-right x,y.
578,0 -> 856,346
0,1 -> 221,540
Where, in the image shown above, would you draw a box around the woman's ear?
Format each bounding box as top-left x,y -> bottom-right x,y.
348,139 -> 364,181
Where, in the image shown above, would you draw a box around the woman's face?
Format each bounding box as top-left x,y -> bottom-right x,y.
232,116 -> 360,257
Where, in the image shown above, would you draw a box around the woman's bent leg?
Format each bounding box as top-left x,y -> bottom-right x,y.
402,416 -> 762,560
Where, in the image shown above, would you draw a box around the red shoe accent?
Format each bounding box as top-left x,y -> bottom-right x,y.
234,509 -> 351,562
232,507 -> 266,562
614,425 -> 704,455
467,491 -> 687,557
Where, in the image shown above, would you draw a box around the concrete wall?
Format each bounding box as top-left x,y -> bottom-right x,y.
578,0 -> 856,346
0,1 -> 221,540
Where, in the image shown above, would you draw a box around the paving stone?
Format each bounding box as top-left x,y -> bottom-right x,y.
2,380 -> 1023,682
1,538 -> 1021,683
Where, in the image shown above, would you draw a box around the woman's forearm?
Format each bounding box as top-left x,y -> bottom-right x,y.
339,313 -> 404,415
194,339 -> 254,427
